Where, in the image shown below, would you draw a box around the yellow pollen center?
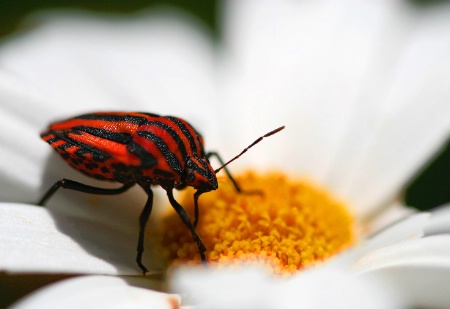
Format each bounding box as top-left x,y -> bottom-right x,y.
159,171 -> 355,275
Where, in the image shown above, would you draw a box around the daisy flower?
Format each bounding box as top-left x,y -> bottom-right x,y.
1,0 -> 449,308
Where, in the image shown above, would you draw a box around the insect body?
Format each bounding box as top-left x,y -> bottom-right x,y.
38,111 -> 284,273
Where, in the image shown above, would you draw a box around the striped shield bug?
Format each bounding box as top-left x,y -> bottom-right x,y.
38,111 -> 284,274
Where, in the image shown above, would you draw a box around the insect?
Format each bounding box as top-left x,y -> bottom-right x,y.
38,111 -> 284,273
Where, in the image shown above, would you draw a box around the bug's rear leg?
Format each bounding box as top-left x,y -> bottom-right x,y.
37,179 -> 134,205
166,189 -> 207,264
39,179 -> 151,274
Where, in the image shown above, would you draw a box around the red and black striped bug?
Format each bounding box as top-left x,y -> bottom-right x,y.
38,111 -> 284,274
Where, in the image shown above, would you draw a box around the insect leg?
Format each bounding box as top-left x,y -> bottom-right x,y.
193,190 -> 205,228
166,189 -> 207,264
206,151 -> 241,192
136,183 -> 153,274
37,179 -> 134,206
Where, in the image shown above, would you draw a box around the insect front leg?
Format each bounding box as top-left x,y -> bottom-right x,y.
166,189 -> 207,264
37,179 -> 134,205
193,190 -> 205,229
137,183 -> 154,274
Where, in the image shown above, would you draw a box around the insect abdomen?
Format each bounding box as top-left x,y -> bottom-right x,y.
41,130 -> 117,180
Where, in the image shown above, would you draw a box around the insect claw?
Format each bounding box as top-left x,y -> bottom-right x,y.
137,260 -> 148,274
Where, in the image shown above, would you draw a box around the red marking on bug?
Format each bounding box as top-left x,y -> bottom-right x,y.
38,111 -> 284,274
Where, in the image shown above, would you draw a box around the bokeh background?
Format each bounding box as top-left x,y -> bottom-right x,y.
0,0 -> 448,211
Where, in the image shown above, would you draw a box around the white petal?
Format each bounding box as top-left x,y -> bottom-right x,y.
11,275 -> 178,309
326,2 -> 450,216
172,266 -> 272,309
0,9 -> 219,135
276,267 -> 400,309
332,212 -> 430,267
357,235 -> 450,309
0,203 -> 165,275
0,75 -> 50,202
355,234 -> 450,272
220,0 -> 389,176
425,204 -> 450,235
362,264 -> 450,309
221,0 -> 450,217
362,212 -> 430,251
172,265 -> 400,309
364,202 -> 417,234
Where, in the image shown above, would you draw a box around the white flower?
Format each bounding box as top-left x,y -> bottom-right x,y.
0,0 -> 449,308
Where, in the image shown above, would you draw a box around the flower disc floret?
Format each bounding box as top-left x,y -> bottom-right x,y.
160,171 -> 355,275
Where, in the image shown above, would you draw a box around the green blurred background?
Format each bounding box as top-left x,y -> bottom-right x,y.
0,0 -> 448,211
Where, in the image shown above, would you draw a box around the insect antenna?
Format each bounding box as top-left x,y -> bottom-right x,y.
214,125 -> 285,174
